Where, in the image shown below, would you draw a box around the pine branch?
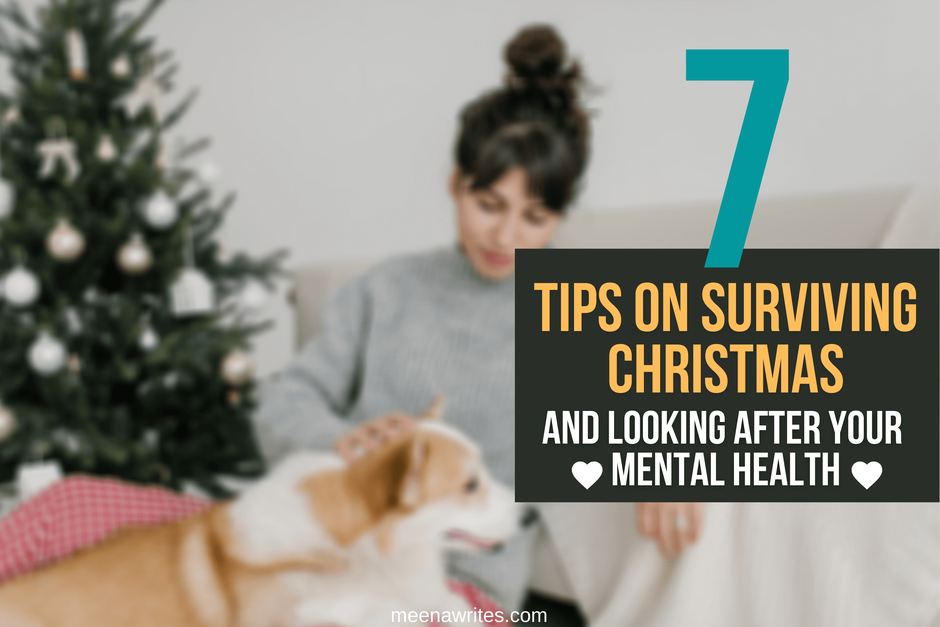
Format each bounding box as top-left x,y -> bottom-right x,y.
174,137 -> 211,162
0,1 -> 35,35
160,87 -> 197,131
113,0 -> 164,44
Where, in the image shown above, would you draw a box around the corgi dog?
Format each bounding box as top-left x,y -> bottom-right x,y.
0,399 -> 521,627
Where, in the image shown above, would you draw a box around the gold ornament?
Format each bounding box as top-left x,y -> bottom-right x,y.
2,106 -> 20,126
116,233 -> 153,275
0,402 -> 16,441
221,350 -> 254,386
67,354 -> 81,375
110,54 -> 131,79
227,389 -> 241,406
46,218 -> 86,262
96,135 -> 118,162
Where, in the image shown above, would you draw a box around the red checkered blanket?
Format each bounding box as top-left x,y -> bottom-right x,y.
0,476 -> 510,626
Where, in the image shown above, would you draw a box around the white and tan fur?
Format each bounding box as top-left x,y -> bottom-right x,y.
0,399 -> 520,627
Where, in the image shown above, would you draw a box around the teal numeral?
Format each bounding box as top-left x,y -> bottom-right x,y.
687,49 -> 789,268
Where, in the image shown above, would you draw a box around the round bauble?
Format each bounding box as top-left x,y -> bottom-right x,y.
110,54 -> 131,79
96,134 -> 118,162
29,332 -> 66,375
116,233 -> 153,275
1,266 -> 40,306
139,326 -> 159,351
46,218 -> 86,262
143,190 -> 178,229
0,403 -> 16,441
221,350 -> 254,386
240,280 -> 269,310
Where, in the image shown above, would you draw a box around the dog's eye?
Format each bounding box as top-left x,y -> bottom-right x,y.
464,477 -> 479,493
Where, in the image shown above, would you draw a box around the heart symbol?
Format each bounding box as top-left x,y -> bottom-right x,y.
571,461 -> 603,490
852,461 -> 883,489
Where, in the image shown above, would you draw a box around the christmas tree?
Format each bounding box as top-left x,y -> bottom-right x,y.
0,0 -> 285,497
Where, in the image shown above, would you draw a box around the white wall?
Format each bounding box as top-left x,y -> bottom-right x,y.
3,0 -> 938,376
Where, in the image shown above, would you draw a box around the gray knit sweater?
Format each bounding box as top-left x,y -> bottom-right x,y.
253,244 -> 535,613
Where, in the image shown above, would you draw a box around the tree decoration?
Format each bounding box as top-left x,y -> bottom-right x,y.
110,53 -> 131,79
143,189 -> 178,229
221,350 -> 254,386
122,63 -> 165,123
1,105 -> 19,126
37,122 -> 81,183
96,134 -> 117,162
46,218 -> 86,262
171,268 -> 214,315
0,0 -> 284,497
116,233 -> 153,275
240,280 -> 269,310
171,226 -> 214,315
139,325 -> 159,351
1,265 -> 40,306
65,29 -> 87,81
28,332 -> 66,375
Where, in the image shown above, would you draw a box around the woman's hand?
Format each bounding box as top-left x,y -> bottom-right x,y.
636,502 -> 705,558
335,413 -> 417,463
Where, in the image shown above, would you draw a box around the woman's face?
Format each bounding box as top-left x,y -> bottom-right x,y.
451,167 -> 562,281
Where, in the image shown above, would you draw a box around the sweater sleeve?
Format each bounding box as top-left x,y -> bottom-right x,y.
252,273 -> 370,463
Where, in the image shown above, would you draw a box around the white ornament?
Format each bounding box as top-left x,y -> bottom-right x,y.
171,268 -> 215,316
122,72 -> 165,123
143,189 -> 178,229
240,280 -> 269,310
116,233 -> 153,275
0,402 -> 16,441
110,54 -> 131,79
221,350 -> 254,386
139,326 -> 159,351
46,218 -> 86,262
0,177 -> 12,220
96,135 -> 118,162
29,332 -> 66,375
1,266 -> 40,306
197,161 -> 221,184
37,138 -> 81,183
66,29 -> 88,81
2,106 -> 20,126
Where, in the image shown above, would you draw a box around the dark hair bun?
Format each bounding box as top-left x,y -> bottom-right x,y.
504,25 -> 582,101
455,24 -> 592,211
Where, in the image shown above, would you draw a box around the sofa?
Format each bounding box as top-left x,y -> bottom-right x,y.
288,182 -> 939,626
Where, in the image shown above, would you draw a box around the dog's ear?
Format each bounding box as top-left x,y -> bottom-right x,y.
419,395 -> 445,422
398,433 -> 428,509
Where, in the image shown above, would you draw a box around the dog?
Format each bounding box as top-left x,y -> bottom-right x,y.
0,399 -> 521,627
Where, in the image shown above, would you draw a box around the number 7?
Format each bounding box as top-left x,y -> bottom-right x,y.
687,50 -> 789,268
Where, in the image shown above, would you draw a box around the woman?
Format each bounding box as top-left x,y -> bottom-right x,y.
0,23 -> 703,621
